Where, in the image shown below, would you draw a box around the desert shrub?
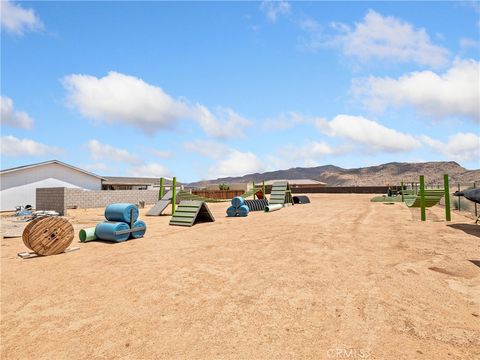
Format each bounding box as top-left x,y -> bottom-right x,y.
219,183 -> 230,191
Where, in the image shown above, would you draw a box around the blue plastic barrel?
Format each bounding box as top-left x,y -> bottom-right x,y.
237,205 -> 249,217
226,206 -> 237,217
231,196 -> 245,208
95,221 -> 130,242
104,203 -> 139,223
130,220 -> 147,239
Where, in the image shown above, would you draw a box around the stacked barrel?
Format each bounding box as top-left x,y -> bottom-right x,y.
79,203 -> 147,243
226,197 -> 250,217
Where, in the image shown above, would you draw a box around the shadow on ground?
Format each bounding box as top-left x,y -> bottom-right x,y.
447,224 -> 480,238
469,260 -> 480,268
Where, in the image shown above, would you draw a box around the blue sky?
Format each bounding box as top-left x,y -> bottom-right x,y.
1,1 -> 479,182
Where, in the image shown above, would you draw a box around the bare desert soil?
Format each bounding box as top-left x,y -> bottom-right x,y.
1,194 -> 479,360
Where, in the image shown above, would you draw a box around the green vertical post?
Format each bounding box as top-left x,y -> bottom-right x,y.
419,175 -> 426,221
172,177 -> 177,214
401,181 -> 404,202
252,181 -> 256,200
159,177 -> 164,200
443,174 -> 451,221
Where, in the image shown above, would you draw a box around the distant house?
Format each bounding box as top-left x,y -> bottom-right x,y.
0,160 -> 104,211
101,177 -> 173,190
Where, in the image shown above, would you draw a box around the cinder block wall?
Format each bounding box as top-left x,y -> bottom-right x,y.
64,188 -> 159,209
36,187 -> 159,215
36,187 -> 66,215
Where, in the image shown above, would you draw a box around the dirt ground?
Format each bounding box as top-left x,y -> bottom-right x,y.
1,194 -> 479,360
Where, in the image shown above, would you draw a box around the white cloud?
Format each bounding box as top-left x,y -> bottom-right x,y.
421,133 -> 480,162
82,162 -> 114,174
331,10 -> 449,67
273,140 -> 344,168
0,0 -> 43,35
459,37 -> 479,50
183,139 -> 229,159
0,96 -> 34,130
86,139 -> 141,165
63,72 -> 190,133
1,135 -> 60,156
63,71 -> 251,138
194,105 -> 252,139
260,1 -> 290,23
208,150 -> 264,179
317,114 -> 421,153
130,163 -> 172,178
352,59 -> 480,122
184,139 -> 263,178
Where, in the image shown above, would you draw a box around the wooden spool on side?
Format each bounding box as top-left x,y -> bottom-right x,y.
23,217 -> 74,256
22,217 -> 44,249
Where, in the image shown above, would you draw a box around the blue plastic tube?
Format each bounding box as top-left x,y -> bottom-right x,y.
95,221 -> 130,242
237,205 -> 249,217
226,206 -> 237,217
104,203 -> 139,223
130,220 -> 147,239
231,196 -> 245,208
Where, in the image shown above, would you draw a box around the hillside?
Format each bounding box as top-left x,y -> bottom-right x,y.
190,161 -> 479,187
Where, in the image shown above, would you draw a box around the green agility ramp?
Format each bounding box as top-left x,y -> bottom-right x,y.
404,189 -> 445,208
169,201 -> 215,227
269,181 -> 294,205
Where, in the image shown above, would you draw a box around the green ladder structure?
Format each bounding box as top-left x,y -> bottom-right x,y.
269,181 -> 294,205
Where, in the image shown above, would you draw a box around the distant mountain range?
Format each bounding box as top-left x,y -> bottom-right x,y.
190,161 -> 479,187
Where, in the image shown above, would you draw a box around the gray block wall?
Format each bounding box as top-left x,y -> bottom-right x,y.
36,187 -> 159,215
36,187 -> 66,215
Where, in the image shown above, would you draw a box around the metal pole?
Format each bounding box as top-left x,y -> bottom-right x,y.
457,183 -> 461,211
172,177 -> 177,214
474,182 -> 478,218
253,181 -> 256,200
444,174 -> 451,222
159,177 -> 164,200
401,181 -> 404,202
262,181 -> 265,198
420,175 -> 426,221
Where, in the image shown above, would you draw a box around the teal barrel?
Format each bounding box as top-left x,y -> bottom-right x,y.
130,220 -> 147,239
79,227 -> 97,242
104,203 -> 139,223
226,206 -> 237,217
231,196 -> 245,209
237,205 -> 249,217
95,221 -> 130,242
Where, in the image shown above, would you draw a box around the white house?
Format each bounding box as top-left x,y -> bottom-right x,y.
0,160 -> 104,211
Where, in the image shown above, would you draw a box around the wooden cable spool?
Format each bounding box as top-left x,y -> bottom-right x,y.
22,217 -> 74,256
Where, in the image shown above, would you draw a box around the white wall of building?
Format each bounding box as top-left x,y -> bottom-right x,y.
0,162 -> 102,211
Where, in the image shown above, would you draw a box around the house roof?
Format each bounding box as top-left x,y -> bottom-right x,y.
0,160 -> 106,180
102,177 -> 175,186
